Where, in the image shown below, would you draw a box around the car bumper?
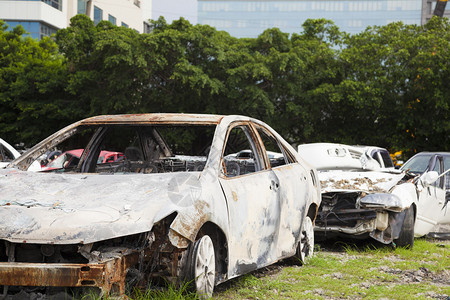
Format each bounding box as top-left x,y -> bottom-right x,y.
0,251 -> 140,295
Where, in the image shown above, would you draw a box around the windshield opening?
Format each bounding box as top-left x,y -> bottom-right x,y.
37,125 -> 216,174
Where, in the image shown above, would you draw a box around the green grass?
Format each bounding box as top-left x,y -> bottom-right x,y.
130,282 -> 199,300
95,238 -> 448,299
213,238 -> 450,300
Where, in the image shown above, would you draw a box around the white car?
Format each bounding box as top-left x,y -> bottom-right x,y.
0,114 -> 321,298
400,152 -> 450,236
0,138 -> 20,169
298,143 -> 450,249
0,138 -> 41,171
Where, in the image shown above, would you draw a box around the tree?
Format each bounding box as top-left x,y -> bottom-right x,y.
0,20 -> 69,146
56,15 -> 147,115
263,19 -> 345,145
338,17 -> 450,153
2,15 -> 448,153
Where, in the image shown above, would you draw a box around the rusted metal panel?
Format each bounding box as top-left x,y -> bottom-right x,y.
0,262 -> 105,287
0,251 -> 141,292
80,113 -> 224,125
0,247 -> 155,296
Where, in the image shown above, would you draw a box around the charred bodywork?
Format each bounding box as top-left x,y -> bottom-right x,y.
315,171 -> 416,245
298,143 -> 422,247
0,114 -> 321,298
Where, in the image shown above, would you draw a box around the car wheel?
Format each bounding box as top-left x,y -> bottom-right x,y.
296,216 -> 314,265
395,206 -> 415,249
187,235 -> 216,298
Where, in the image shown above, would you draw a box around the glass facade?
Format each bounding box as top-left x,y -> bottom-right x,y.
198,0 -> 423,38
4,21 -> 57,39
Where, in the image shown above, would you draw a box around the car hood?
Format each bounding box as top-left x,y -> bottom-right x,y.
319,171 -> 406,193
0,168 -> 203,244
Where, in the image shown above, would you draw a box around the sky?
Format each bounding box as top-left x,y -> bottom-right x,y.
148,0 -> 198,25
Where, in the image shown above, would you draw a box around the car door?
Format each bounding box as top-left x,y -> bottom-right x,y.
415,155 -> 448,235
255,125 -> 309,258
218,123 -> 281,278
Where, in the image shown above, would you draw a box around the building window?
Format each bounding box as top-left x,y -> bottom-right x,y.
143,21 -> 151,33
4,21 -> 57,40
40,22 -> 57,39
77,0 -> 88,14
94,6 -> 103,25
108,14 -> 116,25
41,0 -> 62,11
121,22 -> 129,28
4,21 -> 39,39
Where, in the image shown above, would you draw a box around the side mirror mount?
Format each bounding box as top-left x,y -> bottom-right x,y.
421,171 -> 439,186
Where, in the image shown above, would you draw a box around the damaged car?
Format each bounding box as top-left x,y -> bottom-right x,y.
0,138 -> 20,169
0,114 -> 321,298
0,138 -> 41,171
298,143 -> 450,249
400,152 -> 450,236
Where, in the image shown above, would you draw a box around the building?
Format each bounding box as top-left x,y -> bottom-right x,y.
422,0 -> 450,23
150,0 -> 197,24
0,0 -> 149,40
198,0 -> 449,38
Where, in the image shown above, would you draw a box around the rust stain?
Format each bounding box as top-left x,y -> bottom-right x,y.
80,113 -> 223,126
0,249 -> 148,296
324,177 -> 386,193
232,191 -> 238,202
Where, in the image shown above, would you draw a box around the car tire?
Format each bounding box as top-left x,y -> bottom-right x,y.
395,206 -> 415,249
186,235 -> 216,298
296,216 -> 314,265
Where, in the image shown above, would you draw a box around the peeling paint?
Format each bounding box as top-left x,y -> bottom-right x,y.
232,191 -> 238,202
1,114 -> 320,297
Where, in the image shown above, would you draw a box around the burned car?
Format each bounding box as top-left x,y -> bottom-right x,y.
0,114 -> 321,298
0,138 -> 20,169
298,143 -> 449,249
0,138 -> 41,171
400,152 -> 450,236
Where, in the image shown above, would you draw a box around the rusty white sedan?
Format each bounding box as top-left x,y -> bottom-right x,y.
0,114 -> 321,298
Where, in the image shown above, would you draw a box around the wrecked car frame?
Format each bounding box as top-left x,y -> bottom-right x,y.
1,113 -> 321,298
297,143 -> 428,248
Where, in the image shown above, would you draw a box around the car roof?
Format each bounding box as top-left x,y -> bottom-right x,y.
411,152 -> 450,157
79,113 -> 225,125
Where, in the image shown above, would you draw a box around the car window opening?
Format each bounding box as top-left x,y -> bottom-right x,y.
222,125 -> 262,177
38,125 -> 216,174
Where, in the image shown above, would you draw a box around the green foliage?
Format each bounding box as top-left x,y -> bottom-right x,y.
0,20 -> 70,146
337,17 -> 450,153
1,16 -> 449,153
56,15 -> 147,115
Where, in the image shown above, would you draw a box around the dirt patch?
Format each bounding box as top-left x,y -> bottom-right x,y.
380,266 -> 450,285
